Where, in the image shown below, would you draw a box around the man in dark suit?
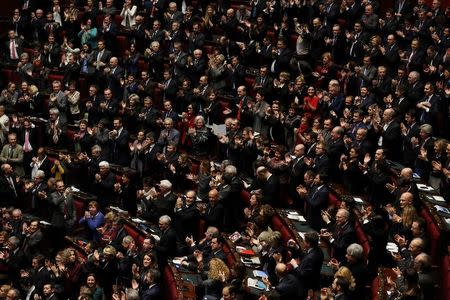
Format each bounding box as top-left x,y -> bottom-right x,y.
347,21 -> 368,64
104,57 -> 124,98
30,254 -> 51,295
406,71 -> 424,105
5,30 -> 23,64
158,70 -> 178,102
202,189 -> 224,230
375,108 -> 402,161
41,33 -> 60,69
251,166 -> 280,207
157,117 -> 180,147
382,34 -> 401,76
173,190 -> 200,241
98,15 -> 118,54
372,66 -> 392,99
401,110 -> 420,166
262,263 -> 301,300
327,126 -> 346,178
142,179 -> 177,221
253,65 -> 273,97
405,39 -> 425,73
321,208 -> 357,262
130,14 -> 147,52
138,269 -> 161,299
269,38 -> 293,75
416,82 -> 441,130
109,117 -> 130,166
48,180 -> 76,236
90,40 -> 112,73
5,236 -> 26,283
0,164 -> 19,207
146,20 -> 165,45
186,49 -> 207,85
91,161 -> 115,209
21,219 -> 43,262
305,141 -> 330,176
310,18 -> 327,62
297,173 -> 329,231
228,56 -> 246,92
290,231 -> 324,298
155,215 -> 177,267
187,23 -> 205,54
219,165 -> 243,233
170,41 -> 188,79
394,0 -> 413,19
326,24 -> 347,65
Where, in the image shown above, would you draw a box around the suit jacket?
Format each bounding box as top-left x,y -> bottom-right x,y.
0,144 -> 24,176
110,128 -> 130,166
383,43 -> 400,72
155,227 -> 177,265
381,121 -> 402,161
48,191 -> 76,229
270,48 -> 293,74
91,171 -> 115,208
5,38 -> 23,62
402,122 -> 420,165
275,274 -> 301,300
203,202 -> 224,229
21,230 -> 43,261
173,203 -> 200,240
293,246 -> 324,296
90,49 -> 112,70
329,221 -> 357,262
142,284 -> 161,300
157,128 -> 180,147
0,175 -> 18,207
105,66 -> 125,96
188,32 -> 205,53
306,185 -> 329,231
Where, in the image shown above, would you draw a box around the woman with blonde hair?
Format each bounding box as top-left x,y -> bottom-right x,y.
334,266 -> 356,292
201,258 -> 230,299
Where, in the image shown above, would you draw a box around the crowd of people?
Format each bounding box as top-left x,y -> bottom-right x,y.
0,0 -> 449,299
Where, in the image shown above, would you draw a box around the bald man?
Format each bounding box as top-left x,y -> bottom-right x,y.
105,56 -> 124,96
377,108 -> 402,160
202,189 -> 224,229
263,263 -> 301,299
386,167 -> 420,206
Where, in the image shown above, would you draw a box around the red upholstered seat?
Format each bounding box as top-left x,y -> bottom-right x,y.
138,59 -> 148,72
116,35 -> 128,55
371,277 -> 380,300
354,221 -> 370,261
124,224 -> 145,246
419,208 -> 441,263
114,15 -> 124,26
48,73 -> 64,84
440,255 -> 450,300
2,69 -> 21,84
240,190 -> 251,207
222,242 -> 236,267
327,192 -> 340,208
73,197 -> 86,221
162,266 -> 178,300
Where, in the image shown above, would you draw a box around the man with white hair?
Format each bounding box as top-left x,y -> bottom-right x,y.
155,215 -> 177,266
92,160 -> 115,209
142,179 -> 177,222
216,165 -> 244,232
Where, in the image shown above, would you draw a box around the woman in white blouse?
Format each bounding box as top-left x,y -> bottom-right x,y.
120,0 -> 137,29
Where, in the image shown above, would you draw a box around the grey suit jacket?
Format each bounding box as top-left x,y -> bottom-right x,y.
0,144 -> 24,176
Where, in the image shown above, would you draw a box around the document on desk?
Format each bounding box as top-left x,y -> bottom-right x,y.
417,183 -> 434,191
208,123 -> 227,136
247,278 -> 266,290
